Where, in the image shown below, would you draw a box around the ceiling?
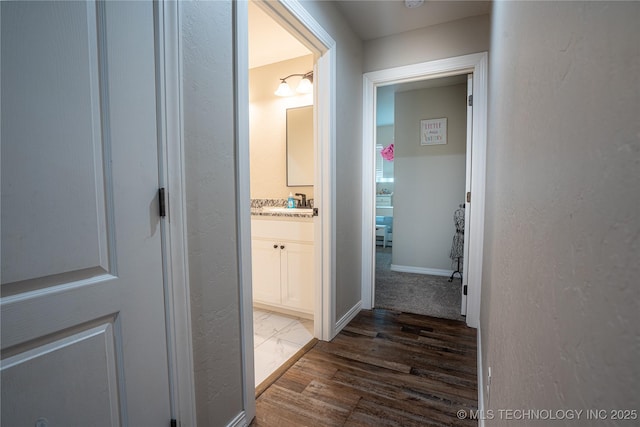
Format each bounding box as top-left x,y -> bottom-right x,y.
248,2 -> 311,69
248,1 -> 486,125
332,0 -> 491,41
248,1 -> 492,68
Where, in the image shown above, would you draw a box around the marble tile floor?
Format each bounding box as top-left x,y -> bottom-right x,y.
253,308 -> 314,387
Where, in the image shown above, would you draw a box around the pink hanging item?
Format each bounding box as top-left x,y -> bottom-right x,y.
381,143 -> 394,161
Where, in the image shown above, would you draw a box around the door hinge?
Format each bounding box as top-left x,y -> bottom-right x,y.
468,94 -> 473,106
463,285 -> 468,296
159,187 -> 167,217
466,192 -> 471,203
170,419 -> 177,427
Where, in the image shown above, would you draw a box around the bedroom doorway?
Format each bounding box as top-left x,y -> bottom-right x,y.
373,74 -> 469,321
361,53 -> 488,329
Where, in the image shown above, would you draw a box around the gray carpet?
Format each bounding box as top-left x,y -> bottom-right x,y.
375,247 -> 465,321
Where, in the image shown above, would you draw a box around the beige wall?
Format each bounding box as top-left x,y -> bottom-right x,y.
363,14 -> 490,73
181,1 -> 243,425
300,1 -> 364,322
483,1 -> 640,420
250,55 -> 314,199
393,84 -> 466,271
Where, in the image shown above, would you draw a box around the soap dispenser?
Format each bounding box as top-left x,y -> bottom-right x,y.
287,192 -> 295,208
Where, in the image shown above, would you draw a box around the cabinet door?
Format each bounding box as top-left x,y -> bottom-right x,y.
280,242 -> 314,311
251,239 -> 282,305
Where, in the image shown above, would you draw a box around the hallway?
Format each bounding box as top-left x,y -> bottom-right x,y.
251,309 -> 477,426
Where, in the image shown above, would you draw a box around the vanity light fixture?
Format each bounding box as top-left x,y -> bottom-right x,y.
275,71 -> 313,97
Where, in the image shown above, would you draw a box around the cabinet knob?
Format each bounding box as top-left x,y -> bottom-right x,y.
280,245 -> 285,249
273,244 -> 278,249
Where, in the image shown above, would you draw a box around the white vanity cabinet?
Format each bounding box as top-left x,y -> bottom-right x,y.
251,217 -> 314,316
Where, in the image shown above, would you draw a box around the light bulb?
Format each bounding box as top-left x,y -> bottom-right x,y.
296,77 -> 313,94
275,81 -> 294,97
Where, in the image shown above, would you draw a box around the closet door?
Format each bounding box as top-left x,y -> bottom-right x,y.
1,2 -> 172,425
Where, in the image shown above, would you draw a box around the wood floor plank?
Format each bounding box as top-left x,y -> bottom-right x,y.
301,379 -> 363,411
254,384 -> 350,426
251,309 -> 478,427
325,333 -> 477,375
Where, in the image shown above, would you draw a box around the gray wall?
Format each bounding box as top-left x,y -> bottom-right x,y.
363,14 -> 490,72
393,84 -> 466,271
300,1 -> 364,322
483,1 -> 640,421
181,2 -> 243,425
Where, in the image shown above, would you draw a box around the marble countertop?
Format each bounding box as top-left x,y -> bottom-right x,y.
251,207 -> 313,219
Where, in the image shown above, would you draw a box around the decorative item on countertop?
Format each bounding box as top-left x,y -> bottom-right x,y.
380,143 -> 394,161
287,193 -> 296,208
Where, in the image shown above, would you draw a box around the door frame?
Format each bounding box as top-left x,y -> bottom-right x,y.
360,53 -> 488,328
235,0 -> 337,422
155,2 -> 196,425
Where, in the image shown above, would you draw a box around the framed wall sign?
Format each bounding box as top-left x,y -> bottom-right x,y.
420,118 -> 447,146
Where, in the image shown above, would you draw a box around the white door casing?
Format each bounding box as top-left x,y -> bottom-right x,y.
361,53 -> 488,328
1,2 -> 172,425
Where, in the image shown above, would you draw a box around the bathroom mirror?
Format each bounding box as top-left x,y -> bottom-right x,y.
286,105 -> 314,186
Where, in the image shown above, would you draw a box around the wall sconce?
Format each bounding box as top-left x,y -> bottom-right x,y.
275,71 -> 313,97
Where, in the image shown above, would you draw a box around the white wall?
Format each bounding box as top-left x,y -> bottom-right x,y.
363,14 -> 490,73
180,2 -> 244,425
250,55 -> 314,199
300,1 -> 364,321
393,84 -> 466,272
482,1 -> 640,421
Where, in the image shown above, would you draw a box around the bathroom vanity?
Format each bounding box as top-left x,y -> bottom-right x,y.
250,212 -> 314,318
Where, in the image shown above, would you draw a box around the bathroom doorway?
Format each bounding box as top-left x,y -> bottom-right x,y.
241,1 -> 336,404
247,0 -> 316,393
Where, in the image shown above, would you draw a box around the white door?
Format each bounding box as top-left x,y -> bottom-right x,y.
461,74 -> 473,315
1,2 -> 172,426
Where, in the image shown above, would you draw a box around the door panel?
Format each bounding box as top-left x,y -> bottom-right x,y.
1,0 -> 109,286
2,322 -> 121,426
1,2 -> 171,426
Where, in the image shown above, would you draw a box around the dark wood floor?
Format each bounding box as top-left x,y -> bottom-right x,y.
251,309 -> 478,427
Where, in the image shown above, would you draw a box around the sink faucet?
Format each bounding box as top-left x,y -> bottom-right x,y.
294,193 -> 307,208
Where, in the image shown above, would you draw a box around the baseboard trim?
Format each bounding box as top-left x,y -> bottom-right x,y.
252,302 -> 313,320
334,300 -> 361,336
477,326 -> 485,427
390,264 -> 454,277
226,411 -> 247,427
